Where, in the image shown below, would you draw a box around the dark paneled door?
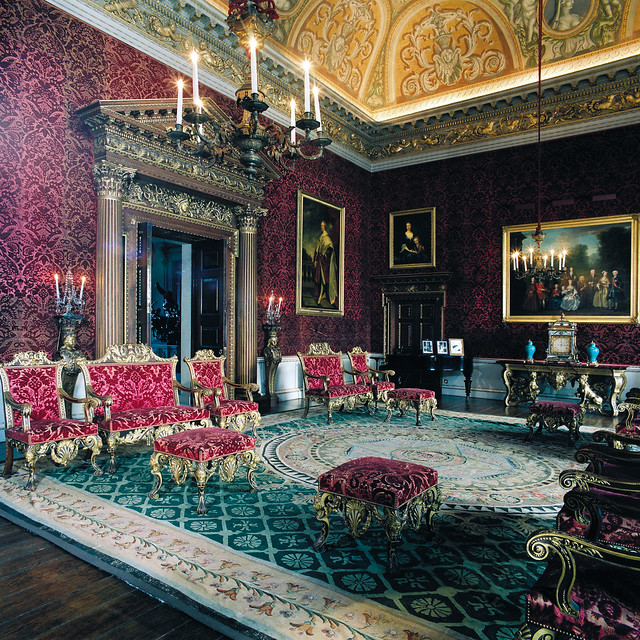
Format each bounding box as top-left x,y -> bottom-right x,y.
395,298 -> 439,353
192,240 -> 224,352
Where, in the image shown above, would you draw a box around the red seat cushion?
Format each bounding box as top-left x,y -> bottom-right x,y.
373,381 -> 395,391
318,456 -> 438,509
154,427 -> 255,461
307,383 -> 371,399
6,419 -> 98,444
530,401 -> 583,417
205,399 -> 259,417
387,388 -> 435,401
100,406 -> 209,432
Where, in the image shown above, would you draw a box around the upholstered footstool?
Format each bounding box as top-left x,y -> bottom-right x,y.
385,388 -> 437,425
312,456 -> 441,574
526,401 -> 585,445
148,427 -> 260,514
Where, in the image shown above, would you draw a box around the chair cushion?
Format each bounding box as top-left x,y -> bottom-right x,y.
318,456 -> 438,509
206,399 -> 259,417
302,355 -> 345,389
307,383 -> 371,399
373,381 -> 395,391
3,365 -> 61,423
154,427 -> 255,461
189,359 -> 227,402
99,406 -> 209,432
530,401 -> 583,417
616,422 -> 640,437
349,353 -> 369,384
6,419 -> 98,444
525,556 -> 640,639
387,388 -> 436,401
85,362 -> 176,412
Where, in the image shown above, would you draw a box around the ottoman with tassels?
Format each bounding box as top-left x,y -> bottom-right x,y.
312,456 -> 441,574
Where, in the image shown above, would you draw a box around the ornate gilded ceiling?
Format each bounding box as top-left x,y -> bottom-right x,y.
50,0 -> 640,169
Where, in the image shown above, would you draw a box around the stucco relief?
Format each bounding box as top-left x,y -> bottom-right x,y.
396,3 -> 508,99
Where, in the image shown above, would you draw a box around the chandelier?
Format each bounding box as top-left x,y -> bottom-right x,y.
166,0 -> 331,180
511,0 -> 567,281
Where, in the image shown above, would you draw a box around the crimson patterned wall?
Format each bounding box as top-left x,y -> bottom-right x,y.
368,125 -> 640,364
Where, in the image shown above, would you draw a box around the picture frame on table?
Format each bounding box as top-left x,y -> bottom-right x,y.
448,338 -> 464,356
389,207 -> 436,269
502,214 -> 639,323
296,190 -> 345,317
436,340 -> 448,355
422,340 -> 433,355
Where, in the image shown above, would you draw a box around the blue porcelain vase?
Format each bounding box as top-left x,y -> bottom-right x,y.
524,340 -> 536,361
585,341 -> 600,364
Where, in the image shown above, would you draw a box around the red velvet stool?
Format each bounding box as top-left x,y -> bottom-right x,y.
148,427 -> 260,514
384,388 -> 437,426
526,400 -> 585,445
312,456 -> 441,574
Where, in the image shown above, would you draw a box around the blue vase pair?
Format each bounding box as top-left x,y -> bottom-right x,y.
585,341 -> 599,364
524,340 -> 536,361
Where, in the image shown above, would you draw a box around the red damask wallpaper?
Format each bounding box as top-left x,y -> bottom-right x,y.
1,0 -> 639,366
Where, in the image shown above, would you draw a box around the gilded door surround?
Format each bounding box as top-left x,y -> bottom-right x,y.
53,0 -> 640,170
79,100 -> 279,385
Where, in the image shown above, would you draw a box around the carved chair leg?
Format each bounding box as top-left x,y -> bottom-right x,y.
3,442 -> 14,478
148,451 -> 165,500
24,446 -> 39,491
105,434 -> 118,474
242,450 -> 260,492
194,461 -> 209,515
415,402 -> 423,426
428,399 -> 437,421
84,435 -> 103,476
312,492 -> 334,551
302,398 -> 310,418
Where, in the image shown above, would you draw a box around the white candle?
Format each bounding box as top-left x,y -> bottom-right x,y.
277,297 -> 282,315
529,247 -> 534,267
290,99 -> 296,144
267,295 -> 273,314
191,51 -> 199,105
54,273 -> 60,299
550,250 -> 554,269
176,79 -> 184,126
312,85 -> 322,133
303,60 -> 311,113
249,38 -> 258,95
523,256 -> 527,271
543,255 -> 548,268
79,276 -> 85,301
562,251 -> 567,269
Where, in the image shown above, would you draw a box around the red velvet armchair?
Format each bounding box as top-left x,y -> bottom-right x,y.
184,350 -> 261,438
347,347 -> 395,410
79,344 -> 211,473
297,343 -> 373,424
0,351 -> 102,490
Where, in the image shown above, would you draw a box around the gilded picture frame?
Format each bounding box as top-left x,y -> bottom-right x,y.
296,190 -> 345,316
389,207 -> 436,269
503,214 -> 639,323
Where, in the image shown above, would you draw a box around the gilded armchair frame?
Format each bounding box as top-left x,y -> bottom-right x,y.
347,346 -> 395,410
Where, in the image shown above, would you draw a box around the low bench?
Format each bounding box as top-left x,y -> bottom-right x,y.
312,456 -> 441,574
79,344 -> 211,473
149,426 -> 260,514
385,388 -> 437,425
526,400 -> 585,445
298,343 -> 373,424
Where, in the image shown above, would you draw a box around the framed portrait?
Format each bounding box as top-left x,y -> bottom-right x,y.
448,339 -> 464,356
503,214 -> 639,323
436,340 -> 448,355
422,340 -> 433,355
389,207 -> 436,269
296,190 -> 345,316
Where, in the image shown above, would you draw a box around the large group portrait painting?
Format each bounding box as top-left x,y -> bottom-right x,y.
503,215 -> 639,323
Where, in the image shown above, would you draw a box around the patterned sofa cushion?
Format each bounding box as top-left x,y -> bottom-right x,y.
318,456 -> 438,509
387,388 -> 436,401
307,383 -> 371,398
302,355 -> 345,389
188,359 -> 226,402
205,399 -> 259,417
6,419 -> 98,444
530,400 -> 583,417
154,426 -> 255,461
373,380 -> 395,392
99,405 -> 209,432
3,365 -> 61,424
349,352 -> 369,384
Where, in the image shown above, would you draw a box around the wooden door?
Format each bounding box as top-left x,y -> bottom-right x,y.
136,222 -> 152,344
192,240 -> 224,352
395,298 -> 439,353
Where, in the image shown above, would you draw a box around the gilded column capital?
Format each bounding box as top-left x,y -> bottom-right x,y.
92,161 -> 136,198
234,204 -> 268,233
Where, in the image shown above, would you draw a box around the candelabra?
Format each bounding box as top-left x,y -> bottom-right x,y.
262,291 -> 283,406
53,269 -> 86,373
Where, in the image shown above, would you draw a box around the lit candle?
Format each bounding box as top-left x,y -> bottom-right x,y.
523,256 -> 527,271
550,249 -> 554,269
54,273 -> 60,300
529,247 -> 534,267
543,254 -> 548,268
277,297 -> 282,315
176,79 -> 184,126
312,85 -> 322,133
290,99 -> 296,144
562,250 -> 567,269
79,276 -> 85,301
195,99 -> 203,137
267,295 -> 273,314
249,38 -> 258,95
191,51 -> 199,105
512,252 -> 519,271
302,59 -> 311,113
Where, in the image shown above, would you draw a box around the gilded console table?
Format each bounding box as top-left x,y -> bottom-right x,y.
496,359 -> 629,416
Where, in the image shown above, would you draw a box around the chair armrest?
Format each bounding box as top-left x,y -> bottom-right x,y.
368,366 -> 395,381
84,384 -> 113,421
575,442 -> 640,471
189,380 -> 221,408
303,372 -> 330,393
223,377 -> 259,402
3,391 -> 31,430
559,468 -> 640,496
526,528 -> 640,617
343,366 -> 370,382
59,390 -> 101,422
592,429 -> 640,449
618,401 -> 640,427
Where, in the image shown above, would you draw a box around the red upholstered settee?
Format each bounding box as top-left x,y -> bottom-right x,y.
79,344 -> 211,473
297,342 -> 373,424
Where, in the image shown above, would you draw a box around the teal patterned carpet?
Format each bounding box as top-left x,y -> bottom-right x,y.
38,409 -> 585,640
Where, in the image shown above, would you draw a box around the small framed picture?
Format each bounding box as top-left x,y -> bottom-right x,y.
436,340 -> 448,355
448,338 -> 464,356
422,340 -> 433,355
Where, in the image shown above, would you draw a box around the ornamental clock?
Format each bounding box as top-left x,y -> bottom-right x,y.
546,314 -> 578,362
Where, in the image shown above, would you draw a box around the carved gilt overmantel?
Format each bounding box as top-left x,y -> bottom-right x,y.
78,99 -> 280,386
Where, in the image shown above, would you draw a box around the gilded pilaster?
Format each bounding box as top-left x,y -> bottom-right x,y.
92,161 -> 136,356
235,205 -> 268,389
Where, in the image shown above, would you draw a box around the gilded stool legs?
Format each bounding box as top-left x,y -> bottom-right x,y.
385,397 -> 437,426
526,409 -> 585,445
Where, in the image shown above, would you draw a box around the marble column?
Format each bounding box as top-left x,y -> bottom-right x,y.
234,204 -> 267,390
92,161 -> 136,357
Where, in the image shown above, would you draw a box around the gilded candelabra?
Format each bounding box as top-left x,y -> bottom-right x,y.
262,291 -> 283,406
53,268 -> 86,378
